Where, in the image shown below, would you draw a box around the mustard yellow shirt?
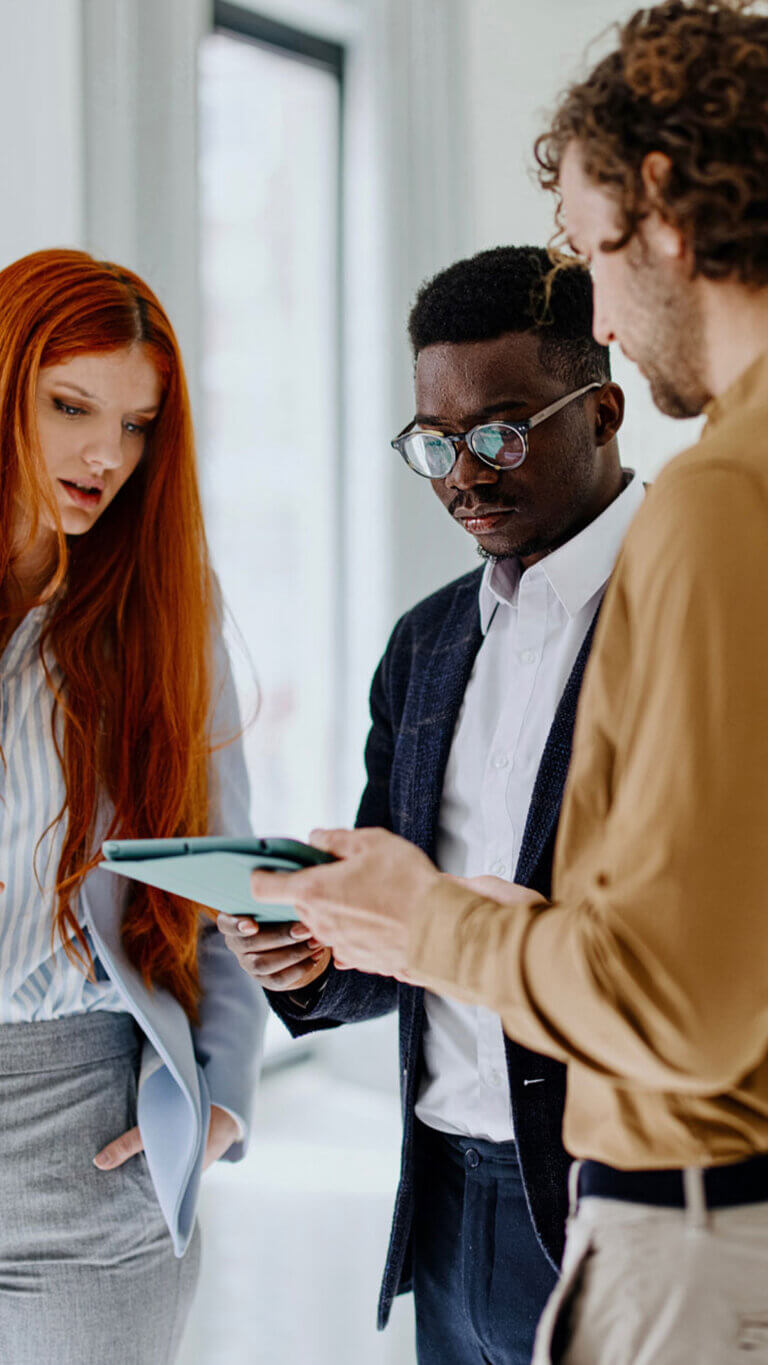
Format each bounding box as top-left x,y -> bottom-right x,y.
409,349 -> 768,1169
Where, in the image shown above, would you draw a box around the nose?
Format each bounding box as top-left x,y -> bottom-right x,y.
82,424 -> 126,473
444,443 -> 499,493
592,291 -> 616,348
593,314 -> 616,347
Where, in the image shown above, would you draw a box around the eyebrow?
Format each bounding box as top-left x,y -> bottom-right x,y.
414,398 -> 529,426
54,381 -> 96,399
53,381 -> 159,415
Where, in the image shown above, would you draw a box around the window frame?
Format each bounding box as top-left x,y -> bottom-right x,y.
213,2 -> 345,79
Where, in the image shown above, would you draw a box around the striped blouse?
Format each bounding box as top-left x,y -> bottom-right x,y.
0,606 -> 125,1020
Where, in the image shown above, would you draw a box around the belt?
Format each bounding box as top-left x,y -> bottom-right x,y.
579,1152 -> 768,1211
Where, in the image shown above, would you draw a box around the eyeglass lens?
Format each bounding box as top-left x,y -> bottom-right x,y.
403,433 -> 456,477
471,424 -> 526,467
401,424 -> 526,477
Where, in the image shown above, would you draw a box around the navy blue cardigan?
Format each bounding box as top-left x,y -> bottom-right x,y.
269,566 -> 599,1329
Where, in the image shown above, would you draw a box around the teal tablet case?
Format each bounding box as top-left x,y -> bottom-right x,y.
99,836 -> 335,922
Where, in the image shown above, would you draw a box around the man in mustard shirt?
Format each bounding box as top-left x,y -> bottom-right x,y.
249,1 -> 768,1360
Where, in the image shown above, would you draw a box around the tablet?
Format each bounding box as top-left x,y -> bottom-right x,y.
99,836 -> 336,922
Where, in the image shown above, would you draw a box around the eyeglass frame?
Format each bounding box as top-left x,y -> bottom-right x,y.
391,381 -> 602,479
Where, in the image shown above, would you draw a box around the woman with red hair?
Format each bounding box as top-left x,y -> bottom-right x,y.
0,248 -> 265,1361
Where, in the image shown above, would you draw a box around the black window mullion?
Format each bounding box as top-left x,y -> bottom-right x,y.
213,2 -> 344,77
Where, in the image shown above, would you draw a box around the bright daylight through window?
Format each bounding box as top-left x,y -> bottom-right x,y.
199,22 -> 342,841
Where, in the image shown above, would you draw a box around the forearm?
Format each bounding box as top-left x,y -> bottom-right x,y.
408,877 -> 768,1095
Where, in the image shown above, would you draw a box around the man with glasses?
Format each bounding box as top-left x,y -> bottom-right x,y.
220,245 -> 642,1364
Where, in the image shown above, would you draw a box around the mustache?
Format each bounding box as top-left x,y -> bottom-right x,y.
447,494 -> 520,517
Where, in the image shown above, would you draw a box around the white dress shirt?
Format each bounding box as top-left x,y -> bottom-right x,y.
415,473 -> 645,1142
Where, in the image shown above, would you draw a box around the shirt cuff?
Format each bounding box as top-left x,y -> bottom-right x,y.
283,968 -> 331,1013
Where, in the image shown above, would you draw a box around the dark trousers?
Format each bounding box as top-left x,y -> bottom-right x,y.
412,1120 -> 558,1365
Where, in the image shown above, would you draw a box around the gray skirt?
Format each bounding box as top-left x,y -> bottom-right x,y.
0,1011 -> 200,1365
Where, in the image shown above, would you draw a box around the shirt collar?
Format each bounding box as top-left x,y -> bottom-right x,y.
703,348 -> 768,432
478,470 -> 645,632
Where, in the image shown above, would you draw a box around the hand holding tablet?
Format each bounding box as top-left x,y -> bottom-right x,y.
99,836 -> 337,922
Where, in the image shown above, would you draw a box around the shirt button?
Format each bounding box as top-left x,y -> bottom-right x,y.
489,1069 -> 503,1088
491,859 -> 508,876
465,1148 -> 480,1170
492,753 -> 508,769
520,649 -> 539,665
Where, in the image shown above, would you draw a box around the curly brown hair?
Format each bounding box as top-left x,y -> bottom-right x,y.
535,0 -> 768,286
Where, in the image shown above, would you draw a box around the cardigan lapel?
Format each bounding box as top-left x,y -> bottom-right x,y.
405,578 -> 483,858
514,604 -> 602,888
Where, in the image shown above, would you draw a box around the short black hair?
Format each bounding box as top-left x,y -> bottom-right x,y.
408,245 -> 610,388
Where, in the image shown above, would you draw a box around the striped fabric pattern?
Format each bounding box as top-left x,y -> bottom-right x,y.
0,607 -> 124,1021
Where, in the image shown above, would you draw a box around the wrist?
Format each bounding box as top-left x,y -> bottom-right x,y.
280,953 -> 332,1010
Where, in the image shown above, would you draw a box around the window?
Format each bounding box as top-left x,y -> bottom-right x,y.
191,25 -> 415,1362
199,6 -> 344,841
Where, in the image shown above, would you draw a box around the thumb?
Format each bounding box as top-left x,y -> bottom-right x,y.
94,1125 -> 144,1170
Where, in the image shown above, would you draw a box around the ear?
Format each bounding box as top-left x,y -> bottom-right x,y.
593,382 -> 625,446
640,152 -> 687,261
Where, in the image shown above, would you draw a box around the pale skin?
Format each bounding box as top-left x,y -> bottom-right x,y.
3,346 -> 239,1171
222,141 -> 768,985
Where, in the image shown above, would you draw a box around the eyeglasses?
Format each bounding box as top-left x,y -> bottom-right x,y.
391,382 -> 601,480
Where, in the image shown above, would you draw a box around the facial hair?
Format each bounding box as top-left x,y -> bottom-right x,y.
626,241 -> 711,419
476,539 -> 546,565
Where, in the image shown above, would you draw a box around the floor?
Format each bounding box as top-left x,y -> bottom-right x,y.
177,1025 -> 417,1365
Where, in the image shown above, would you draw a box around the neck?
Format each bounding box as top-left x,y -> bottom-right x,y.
702,280 -> 768,399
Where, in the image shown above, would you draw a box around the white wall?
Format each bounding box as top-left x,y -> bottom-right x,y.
81,0 -> 209,413
0,0 -> 84,265
462,0 -> 704,480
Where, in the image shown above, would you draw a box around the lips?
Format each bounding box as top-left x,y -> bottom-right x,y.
59,479 -> 104,509
455,507 -> 517,534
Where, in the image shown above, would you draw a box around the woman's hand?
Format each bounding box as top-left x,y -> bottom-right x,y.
94,1103 -> 241,1173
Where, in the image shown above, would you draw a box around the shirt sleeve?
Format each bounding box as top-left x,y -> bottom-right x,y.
408,464 -> 768,1095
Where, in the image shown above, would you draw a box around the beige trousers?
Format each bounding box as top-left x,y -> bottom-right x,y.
533,1168 -> 768,1365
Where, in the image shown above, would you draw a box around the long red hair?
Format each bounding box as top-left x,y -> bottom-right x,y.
0,248 -> 217,1020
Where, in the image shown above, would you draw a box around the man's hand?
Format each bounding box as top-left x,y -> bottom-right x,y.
94,1103 -> 241,1173
247,827 -> 444,980
216,915 -> 331,992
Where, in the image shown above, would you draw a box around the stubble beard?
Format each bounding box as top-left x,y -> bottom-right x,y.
628,249 -> 711,419
645,354 -> 710,419
477,539 -> 546,565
